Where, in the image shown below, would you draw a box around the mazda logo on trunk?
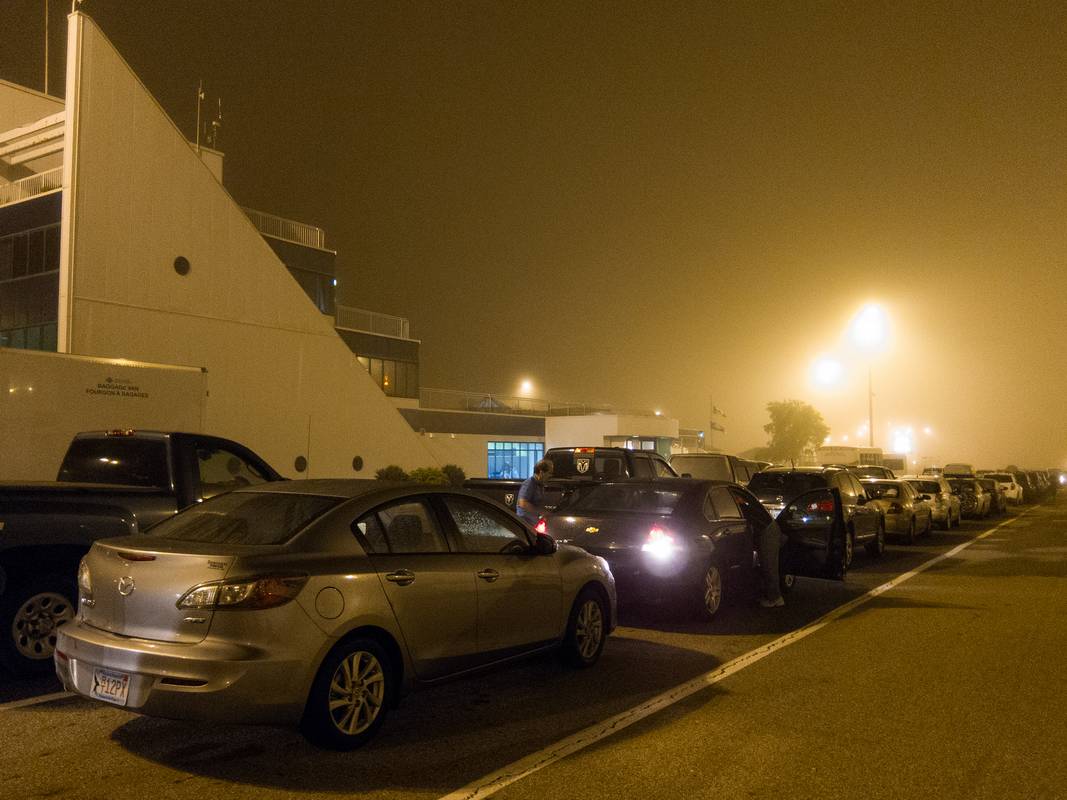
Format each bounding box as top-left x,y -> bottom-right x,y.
117,576 -> 136,596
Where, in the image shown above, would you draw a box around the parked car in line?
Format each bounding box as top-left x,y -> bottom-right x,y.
943,463 -> 976,478
921,466 -> 943,476
56,481 -> 616,749
465,446 -> 678,511
947,478 -> 989,518
860,479 -> 932,543
0,429 -> 283,675
543,478 -> 847,619
980,472 -> 1023,505
748,467 -> 884,565
668,452 -> 763,485
1030,471 -> 1056,501
1012,471 -> 1039,503
901,475 -> 960,529
976,477 -> 1007,516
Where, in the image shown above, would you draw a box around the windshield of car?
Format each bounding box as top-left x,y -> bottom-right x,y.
669,455 -> 732,481
148,492 -> 342,545
58,437 -> 170,488
852,466 -> 887,477
748,472 -> 826,496
948,479 -> 975,494
863,481 -> 900,499
908,480 -> 942,494
568,485 -> 684,515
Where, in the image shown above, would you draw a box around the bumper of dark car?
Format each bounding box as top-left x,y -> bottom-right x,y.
587,548 -> 707,603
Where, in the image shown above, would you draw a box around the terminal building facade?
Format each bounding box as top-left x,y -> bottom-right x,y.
0,11 -> 697,481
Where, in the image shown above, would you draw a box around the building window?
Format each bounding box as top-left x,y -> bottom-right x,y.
356,355 -> 419,399
487,441 -> 544,479
0,225 -> 60,352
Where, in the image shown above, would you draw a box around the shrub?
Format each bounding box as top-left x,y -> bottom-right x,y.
408,467 -> 449,485
441,463 -> 466,487
375,465 -> 409,482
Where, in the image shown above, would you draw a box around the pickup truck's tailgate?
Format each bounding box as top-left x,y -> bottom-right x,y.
82,541 -> 235,643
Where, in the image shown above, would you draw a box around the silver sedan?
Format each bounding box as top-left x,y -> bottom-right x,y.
55,480 -> 616,749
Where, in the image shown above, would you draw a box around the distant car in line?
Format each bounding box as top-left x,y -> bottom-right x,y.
543,478 -> 848,619
849,465 -> 897,479
747,466 -> 885,565
901,475 -> 960,530
860,479 -> 932,544
943,463 -> 977,478
979,472 -> 1023,505
976,477 -> 1007,516
948,478 -> 989,518
56,481 -> 616,750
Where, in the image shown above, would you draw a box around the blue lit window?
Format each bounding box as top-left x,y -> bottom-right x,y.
487,441 -> 544,479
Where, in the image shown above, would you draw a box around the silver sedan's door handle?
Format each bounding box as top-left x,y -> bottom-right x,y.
384,569 -> 415,586
477,569 -> 500,583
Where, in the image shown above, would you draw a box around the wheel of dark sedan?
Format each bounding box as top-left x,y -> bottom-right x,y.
844,531 -> 855,570
779,570 -> 796,596
0,576 -> 76,676
692,562 -> 724,621
562,589 -> 607,668
865,520 -> 885,557
300,637 -> 392,750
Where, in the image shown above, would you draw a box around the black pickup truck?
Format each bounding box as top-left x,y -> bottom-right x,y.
0,430 -> 282,675
465,446 -> 679,512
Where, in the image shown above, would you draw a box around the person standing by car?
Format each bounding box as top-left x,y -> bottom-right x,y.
516,459 -> 554,523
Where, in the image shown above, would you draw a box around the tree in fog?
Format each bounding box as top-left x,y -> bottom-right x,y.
763,400 -> 830,466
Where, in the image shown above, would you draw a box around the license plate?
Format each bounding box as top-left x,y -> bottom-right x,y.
90,668 -> 130,706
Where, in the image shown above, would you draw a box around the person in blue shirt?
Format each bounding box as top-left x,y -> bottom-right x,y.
516,459 -> 553,523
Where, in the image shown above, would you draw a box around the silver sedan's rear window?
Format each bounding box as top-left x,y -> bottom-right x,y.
148,492 -> 342,545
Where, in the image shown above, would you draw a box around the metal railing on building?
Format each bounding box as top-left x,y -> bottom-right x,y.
335,304 -> 412,340
0,167 -> 63,208
419,387 -> 663,418
241,207 -> 327,249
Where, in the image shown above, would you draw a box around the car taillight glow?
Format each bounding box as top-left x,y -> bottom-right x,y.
806,499 -> 835,513
177,574 -> 308,610
641,526 -> 678,559
534,518 -> 547,534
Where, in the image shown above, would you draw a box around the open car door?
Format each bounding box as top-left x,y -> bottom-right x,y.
775,487 -> 848,580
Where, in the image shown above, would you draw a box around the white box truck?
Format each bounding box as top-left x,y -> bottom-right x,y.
0,348 -> 208,480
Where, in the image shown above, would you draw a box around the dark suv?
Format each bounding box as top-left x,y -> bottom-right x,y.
748,466 -> 885,567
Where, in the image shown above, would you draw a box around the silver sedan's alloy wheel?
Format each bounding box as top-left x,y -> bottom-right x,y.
844,532 -> 854,569
574,598 -> 604,660
328,650 -> 386,736
702,565 -> 722,616
12,591 -> 74,660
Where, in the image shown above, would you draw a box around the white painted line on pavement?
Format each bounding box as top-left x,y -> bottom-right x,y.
437,509 -> 1032,800
0,690 -> 74,711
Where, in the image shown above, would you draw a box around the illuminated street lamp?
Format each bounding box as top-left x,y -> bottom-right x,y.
849,303 -> 890,448
518,379 -> 534,397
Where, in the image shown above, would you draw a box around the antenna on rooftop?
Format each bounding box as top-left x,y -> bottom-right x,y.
206,97 -> 223,149
195,80 -> 205,153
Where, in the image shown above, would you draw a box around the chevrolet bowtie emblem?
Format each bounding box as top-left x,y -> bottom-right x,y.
585,526 -> 599,534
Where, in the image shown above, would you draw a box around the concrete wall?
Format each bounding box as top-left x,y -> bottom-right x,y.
59,13 -> 436,477
545,414 -> 679,450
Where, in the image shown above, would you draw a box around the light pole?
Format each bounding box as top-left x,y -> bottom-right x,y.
850,303 -> 889,449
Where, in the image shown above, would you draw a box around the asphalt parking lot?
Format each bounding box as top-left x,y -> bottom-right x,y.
2,501 -> 1064,800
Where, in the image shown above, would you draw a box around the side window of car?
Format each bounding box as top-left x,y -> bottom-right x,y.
196,445 -> 270,499
353,512 -> 390,554
652,457 -> 675,478
709,486 -> 744,519
442,496 -> 529,554
372,500 -> 449,554
834,474 -> 857,501
630,456 -> 655,478
730,458 -> 749,483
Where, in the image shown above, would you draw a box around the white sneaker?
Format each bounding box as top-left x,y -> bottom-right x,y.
759,597 -> 785,608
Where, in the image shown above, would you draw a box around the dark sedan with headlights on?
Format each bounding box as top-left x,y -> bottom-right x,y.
55,481 -> 616,750
540,478 -> 847,620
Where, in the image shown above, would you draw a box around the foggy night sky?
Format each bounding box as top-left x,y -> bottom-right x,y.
4,1 -> 1067,468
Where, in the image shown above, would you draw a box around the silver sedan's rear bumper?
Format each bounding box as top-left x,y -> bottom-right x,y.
55,618 -> 326,725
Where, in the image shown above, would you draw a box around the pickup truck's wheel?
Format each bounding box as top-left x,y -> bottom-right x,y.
0,576 -> 76,676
